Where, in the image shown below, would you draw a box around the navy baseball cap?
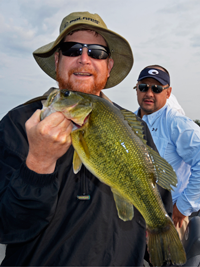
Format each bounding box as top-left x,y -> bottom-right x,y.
137,67 -> 170,86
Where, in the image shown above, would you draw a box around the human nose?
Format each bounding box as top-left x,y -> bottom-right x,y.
78,48 -> 91,64
145,86 -> 154,96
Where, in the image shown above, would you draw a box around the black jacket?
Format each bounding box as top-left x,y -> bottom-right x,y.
0,98 -> 172,266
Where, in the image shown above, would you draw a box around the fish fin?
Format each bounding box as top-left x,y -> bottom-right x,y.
73,150 -> 82,174
147,148 -> 178,191
111,188 -> 134,221
120,110 -> 147,144
79,130 -> 90,158
121,110 -> 177,191
147,217 -> 186,266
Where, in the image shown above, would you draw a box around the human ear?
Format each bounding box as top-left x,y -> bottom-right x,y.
166,87 -> 172,99
107,58 -> 114,77
54,52 -> 59,71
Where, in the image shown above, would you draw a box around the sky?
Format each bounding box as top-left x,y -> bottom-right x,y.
0,0 -> 200,120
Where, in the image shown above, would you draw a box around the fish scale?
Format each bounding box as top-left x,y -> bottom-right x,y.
75,102 -> 164,224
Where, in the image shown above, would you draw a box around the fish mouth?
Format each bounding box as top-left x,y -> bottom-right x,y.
40,106 -> 56,120
71,115 -> 89,132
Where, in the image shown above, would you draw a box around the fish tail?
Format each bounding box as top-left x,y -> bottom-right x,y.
147,217 -> 186,266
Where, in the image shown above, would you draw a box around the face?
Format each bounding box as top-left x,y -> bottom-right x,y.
136,77 -> 172,118
55,30 -> 114,96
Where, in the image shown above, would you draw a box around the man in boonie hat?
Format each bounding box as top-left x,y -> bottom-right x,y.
33,11 -> 133,91
0,13 -> 172,266
134,64 -> 200,241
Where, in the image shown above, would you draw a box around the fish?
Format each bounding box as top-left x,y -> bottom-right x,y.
41,88 -> 186,266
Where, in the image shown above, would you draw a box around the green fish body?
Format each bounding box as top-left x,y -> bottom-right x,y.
41,89 -> 186,266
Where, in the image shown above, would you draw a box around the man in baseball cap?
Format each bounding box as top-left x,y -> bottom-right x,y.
134,64 -> 200,241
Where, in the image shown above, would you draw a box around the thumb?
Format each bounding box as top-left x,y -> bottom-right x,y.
25,109 -> 41,130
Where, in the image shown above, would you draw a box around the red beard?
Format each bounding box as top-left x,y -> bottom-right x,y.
56,67 -> 108,95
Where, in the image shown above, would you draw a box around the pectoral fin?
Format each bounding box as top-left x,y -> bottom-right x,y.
111,188 -> 134,221
73,150 -> 82,174
79,130 -> 90,158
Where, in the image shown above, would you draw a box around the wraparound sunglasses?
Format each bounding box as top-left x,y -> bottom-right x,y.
59,42 -> 110,60
133,84 -> 169,94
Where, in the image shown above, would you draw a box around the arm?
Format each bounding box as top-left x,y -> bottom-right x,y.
0,161 -> 59,243
171,116 -> 200,220
0,108 -> 73,243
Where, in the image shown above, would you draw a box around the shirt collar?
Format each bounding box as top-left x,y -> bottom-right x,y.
138,104 -> 168,126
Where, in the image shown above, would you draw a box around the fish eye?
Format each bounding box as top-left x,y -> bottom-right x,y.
64,91 -> 70,97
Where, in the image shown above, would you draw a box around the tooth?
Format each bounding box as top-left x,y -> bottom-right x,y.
76,73 -> 90,76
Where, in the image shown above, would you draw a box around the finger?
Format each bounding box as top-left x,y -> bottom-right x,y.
38,113 -> 69,138
42,112 -> 68,128
172,215 -> 178,227
46,117 -> 73,141
25,109 -> 41,130
56,115 -> 73,131
49,126 -> 73,144
179,219 -> 183,228
58,132 -> 72,145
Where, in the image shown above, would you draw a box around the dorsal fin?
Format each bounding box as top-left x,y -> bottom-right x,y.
120,110 -> 146,144
121,110 -> 177,191
146,147 -> 178,191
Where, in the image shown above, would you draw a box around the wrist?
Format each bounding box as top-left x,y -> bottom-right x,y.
26,154 -> 56,174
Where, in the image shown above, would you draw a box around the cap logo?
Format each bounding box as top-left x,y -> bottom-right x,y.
148,69 -> 159,75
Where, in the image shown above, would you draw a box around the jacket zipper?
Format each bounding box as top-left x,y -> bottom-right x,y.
77,166 -> 90,200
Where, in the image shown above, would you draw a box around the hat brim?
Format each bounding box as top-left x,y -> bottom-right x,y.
33,23 -> 133,89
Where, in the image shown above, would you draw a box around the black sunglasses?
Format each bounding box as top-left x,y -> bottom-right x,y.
134,84 -> 169,94
59,42 -> 110,60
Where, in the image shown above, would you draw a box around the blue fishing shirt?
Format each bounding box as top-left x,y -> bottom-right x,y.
135,104 -> 200,216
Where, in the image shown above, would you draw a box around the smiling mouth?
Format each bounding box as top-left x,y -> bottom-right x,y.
74,72 -> 92,76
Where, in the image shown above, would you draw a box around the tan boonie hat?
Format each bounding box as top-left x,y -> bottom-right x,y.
33,11 -> 133,89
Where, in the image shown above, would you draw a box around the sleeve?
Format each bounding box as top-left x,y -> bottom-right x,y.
0,108 -> 60,244
171,116 -> 200,215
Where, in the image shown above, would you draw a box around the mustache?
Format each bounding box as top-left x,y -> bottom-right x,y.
68,67 -> 97,76
142,97 -> 155,102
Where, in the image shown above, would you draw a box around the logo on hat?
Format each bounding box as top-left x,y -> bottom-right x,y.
148,69 -> 159,75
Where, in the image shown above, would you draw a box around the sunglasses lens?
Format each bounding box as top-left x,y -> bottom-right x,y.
138,84 -> 165,94
87,45 -> 109,59
60,42 -> 109,59
152,85 -> 163,93
138,84 -> 148,92
60,43 -> 82,57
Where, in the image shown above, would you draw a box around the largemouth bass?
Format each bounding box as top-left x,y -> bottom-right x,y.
41,88 -> 186,266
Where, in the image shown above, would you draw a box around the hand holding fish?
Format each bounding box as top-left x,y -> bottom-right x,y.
172,203 -> 186,228
25,109 -> 73,174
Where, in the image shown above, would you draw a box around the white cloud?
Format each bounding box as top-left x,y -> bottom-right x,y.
0,0 -> 200,120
